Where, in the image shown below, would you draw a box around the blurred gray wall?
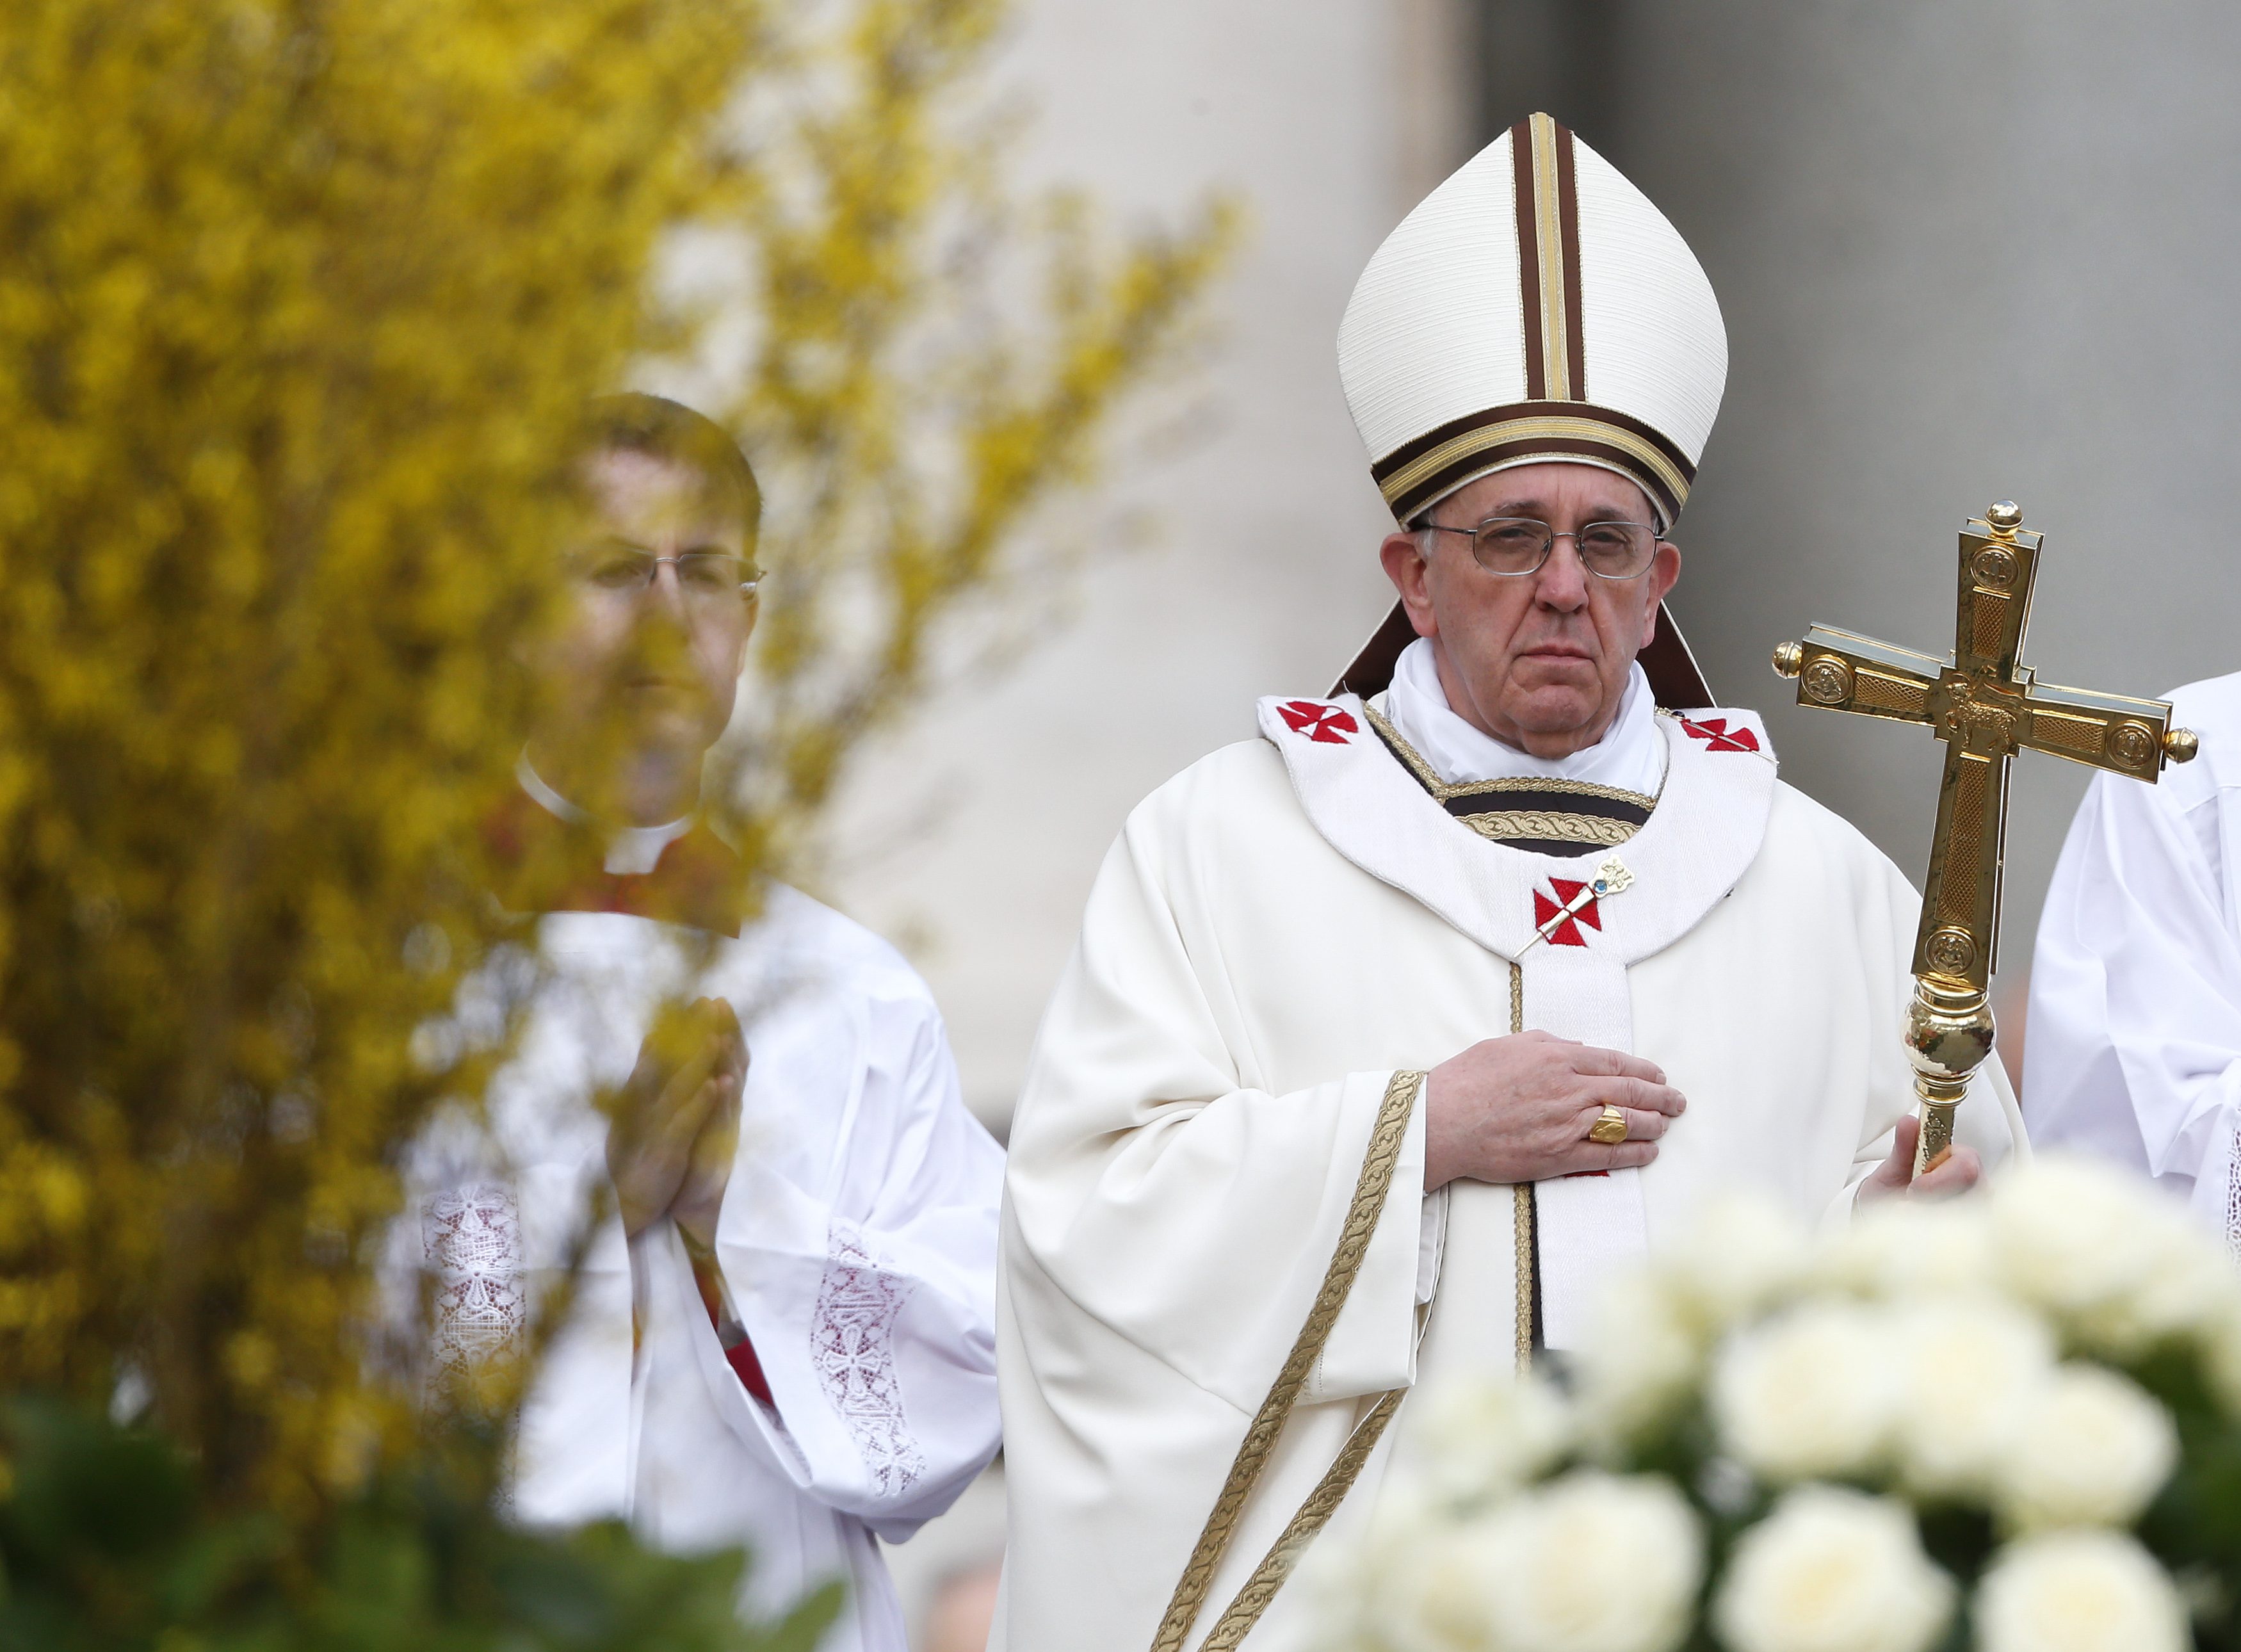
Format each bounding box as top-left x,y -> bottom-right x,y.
1473,1 -> 2241,1025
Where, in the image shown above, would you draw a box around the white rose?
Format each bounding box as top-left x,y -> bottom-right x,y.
1390,1532 -> 1513,1652
2079,1214 -> 2234,1354
1816,1198 -> 1995,1304
1656,1194 -> 1811,1329
2203,1302 -> 2241,1417
1888,1297 -> 2054,1498
1402,1521 -> 1519,1652
1994,1364 -> 2177,1532
1573,1268 -> 1708,1446
1988,1158 -> 2224,1352
2121,1228 -> 2241,1352
1468,1471 -> 1703,1652
1975,1530 -> 2188,1652
1710,1302 -> 1898,1482
1711,1486 -> 1952,1652
1405,1372 -> 1573,1505
1302,1487 -> 1466,1652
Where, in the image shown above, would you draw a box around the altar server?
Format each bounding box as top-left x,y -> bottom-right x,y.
994,115 -> 2025,1652
409,395 -> 1002,1652
2026,671 -> 2241,1254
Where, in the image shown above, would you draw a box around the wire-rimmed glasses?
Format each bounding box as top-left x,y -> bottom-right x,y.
572,547 -> 763,605
1420,517 -> 1660,581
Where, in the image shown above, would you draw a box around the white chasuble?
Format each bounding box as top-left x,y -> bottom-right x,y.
996,695 -> 2025,1652
401,875 -> 1004,1652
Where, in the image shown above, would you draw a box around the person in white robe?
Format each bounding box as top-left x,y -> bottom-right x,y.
2026,669 -> 2241,1254
993,115 -> 2027,1652
405,394 -> 1003,1652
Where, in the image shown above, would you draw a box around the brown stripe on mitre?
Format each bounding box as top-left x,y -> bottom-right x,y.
1374,400 -> 1695,528
1509,118 -> 1546,400
1552,122 -> 1587,402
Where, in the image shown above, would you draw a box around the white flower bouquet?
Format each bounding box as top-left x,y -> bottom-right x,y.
1313,1159 -> 2241,1652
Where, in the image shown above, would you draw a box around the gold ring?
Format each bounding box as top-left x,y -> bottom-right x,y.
1588,1105 -> 1628,1146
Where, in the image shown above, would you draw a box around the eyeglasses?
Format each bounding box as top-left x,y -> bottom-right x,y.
572,548 -> 761,603
1419,517 -> 1660,581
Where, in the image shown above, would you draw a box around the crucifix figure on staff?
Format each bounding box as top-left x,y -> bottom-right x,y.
1774,500 -> 2196,1173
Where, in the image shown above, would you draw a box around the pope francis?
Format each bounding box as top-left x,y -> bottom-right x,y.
992,115 -> 2027,1652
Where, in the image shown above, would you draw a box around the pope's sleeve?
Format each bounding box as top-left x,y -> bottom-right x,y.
1003,768 -> 1431,1420
684,985 -> 1004,1540
2027,766 -> 2241,1229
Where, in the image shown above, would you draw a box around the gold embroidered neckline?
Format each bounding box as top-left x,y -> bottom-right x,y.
1462,810 -> 1638,848
1363,704 -> 1661,809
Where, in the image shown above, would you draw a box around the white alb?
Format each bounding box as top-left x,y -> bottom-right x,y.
2026,669 -> 2241,1257
401,860 -> 1003,1652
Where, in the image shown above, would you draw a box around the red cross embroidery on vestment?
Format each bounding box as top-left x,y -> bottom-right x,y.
1680,716 -> 1760,753
1279,700 -> 1359,744
1532,877 -> 1603,948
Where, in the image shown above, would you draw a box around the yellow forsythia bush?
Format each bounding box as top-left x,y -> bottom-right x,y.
0,0 -> 1225,1523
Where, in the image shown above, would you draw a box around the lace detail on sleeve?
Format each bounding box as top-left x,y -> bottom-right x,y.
2228,1117 -> 2241,1262
811,1219 -> 926,1496
423,1184 -> 526,1390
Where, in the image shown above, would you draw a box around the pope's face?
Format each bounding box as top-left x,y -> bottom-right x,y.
1379,462 -> 1681,759
529,448 -> 757,815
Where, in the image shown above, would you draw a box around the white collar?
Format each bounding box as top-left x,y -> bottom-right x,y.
515,754 -> 695,877
1380,636 -> 1665,798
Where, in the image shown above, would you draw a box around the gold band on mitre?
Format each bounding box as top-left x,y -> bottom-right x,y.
1371,401 -> 1696,529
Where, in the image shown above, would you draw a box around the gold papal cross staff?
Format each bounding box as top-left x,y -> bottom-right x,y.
1773,501 -> 2198,1173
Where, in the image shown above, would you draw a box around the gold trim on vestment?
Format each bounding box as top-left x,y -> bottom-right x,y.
1366,706 -> 1457,793
1376,412 -> 1693,518
1455,775 -> 1658,808
1529,113 -> 1571,401
1149,1069 -> 1425,1652
1510,961 -> 1534,1374
1514,1186 -> 1536,1373
1195,1389 -> 1406,1649
1365,706 -> 1660,810
1466,811 -> 1638,848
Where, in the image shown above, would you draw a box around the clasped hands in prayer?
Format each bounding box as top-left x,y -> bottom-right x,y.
1421,1030 -> 1982,1199
604,996 -> 747,1246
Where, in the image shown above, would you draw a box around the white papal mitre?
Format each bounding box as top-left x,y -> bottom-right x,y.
1340,111 -> 1726,528
1332,112 -> 1728,702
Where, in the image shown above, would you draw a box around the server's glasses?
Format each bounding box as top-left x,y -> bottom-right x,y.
574,549 -> 761,604
1420,517 -> 1659,581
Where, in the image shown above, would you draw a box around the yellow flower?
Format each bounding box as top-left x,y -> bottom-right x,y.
0,0 -> 1224,1533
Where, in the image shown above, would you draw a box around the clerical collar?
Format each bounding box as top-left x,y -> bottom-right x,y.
1379,638 -> 1666,797
515,754 -> 695,877
1364,639 -> 1662,857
